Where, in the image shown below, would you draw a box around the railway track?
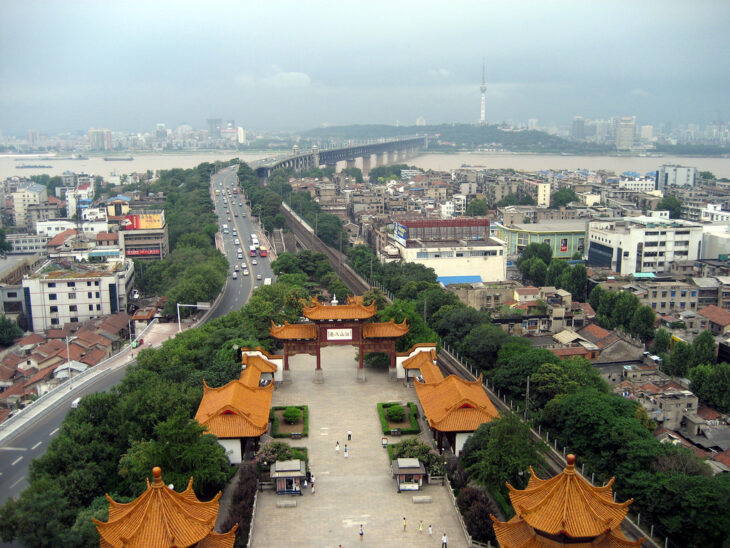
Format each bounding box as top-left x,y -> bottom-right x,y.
280,204 -> 370,294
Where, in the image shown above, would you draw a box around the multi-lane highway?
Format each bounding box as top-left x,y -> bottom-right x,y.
207,166 -> 275,320
0,165 -> 271,546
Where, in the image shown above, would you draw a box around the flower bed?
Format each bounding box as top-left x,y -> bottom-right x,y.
377,402 -> 420,435
270,405 -> 309,438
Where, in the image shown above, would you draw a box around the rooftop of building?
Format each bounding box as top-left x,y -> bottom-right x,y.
502,220 -> 588,232
589,215 -> 703,230
29,258 -> 126,279
698,305 -> 730,326
400,237 -> 505,249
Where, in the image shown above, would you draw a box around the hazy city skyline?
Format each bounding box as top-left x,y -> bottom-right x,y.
2,1 -> 729,135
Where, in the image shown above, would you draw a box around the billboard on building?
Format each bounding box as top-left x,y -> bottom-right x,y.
121,212 -> 165,230
394,222 -> 408,246
126,248 -> 161,256
560,238 -> 568,252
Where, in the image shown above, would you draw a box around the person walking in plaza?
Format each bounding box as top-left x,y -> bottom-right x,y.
335,441 -> 340,453
428,524 -> 433,536
359,524 -> 364,541
441,531 -> 448,547
344,444 -> 349,458
402,516 -> 407,532
418,520 -> 423,534
347,430 -> 352,441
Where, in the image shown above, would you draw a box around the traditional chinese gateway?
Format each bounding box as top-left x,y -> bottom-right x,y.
270,296 -> 408,382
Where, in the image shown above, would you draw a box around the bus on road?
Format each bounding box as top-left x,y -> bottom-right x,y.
264,278 -> 272,286
259,245 -> 268,257
249,245 -> 257,257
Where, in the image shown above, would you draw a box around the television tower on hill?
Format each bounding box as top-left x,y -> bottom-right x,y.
479,58 -> 487,126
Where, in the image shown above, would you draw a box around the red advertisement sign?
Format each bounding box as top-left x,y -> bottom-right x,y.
560,238 -> 568,252
126,248 -> 160,256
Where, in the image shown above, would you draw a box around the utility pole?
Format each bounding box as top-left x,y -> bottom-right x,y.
525,375 -> 531,420
423,297 -> 428,323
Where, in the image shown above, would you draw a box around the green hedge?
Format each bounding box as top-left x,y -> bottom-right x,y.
377,402 -> 420,435
270,405 -> 309,438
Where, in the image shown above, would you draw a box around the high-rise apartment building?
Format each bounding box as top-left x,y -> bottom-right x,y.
571,116 -> 585,140
89,128 -> 112,151
615,117 -> 635,150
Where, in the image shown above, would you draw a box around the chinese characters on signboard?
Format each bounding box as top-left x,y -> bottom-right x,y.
327,328 -> 352,341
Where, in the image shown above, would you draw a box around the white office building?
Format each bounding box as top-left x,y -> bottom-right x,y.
657,165 -> 696,190
618,177 -> 657,193
588,216 -> 703,275
22,259 -> 134,332
36,218 -> 110,237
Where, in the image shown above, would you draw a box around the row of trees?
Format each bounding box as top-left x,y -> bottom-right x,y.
516,243 -> 588,301
588,285 -> 656,342
132,162 -> 229,315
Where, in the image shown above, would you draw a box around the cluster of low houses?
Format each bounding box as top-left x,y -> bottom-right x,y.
0,312 -> 132,420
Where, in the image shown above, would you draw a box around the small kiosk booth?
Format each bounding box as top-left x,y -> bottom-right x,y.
391,458 -> 426,492
270,459 -> 307,495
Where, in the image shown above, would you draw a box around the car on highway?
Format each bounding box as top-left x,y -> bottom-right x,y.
227,217 -> 231,222
243,269 -> 249,276
234,264 -> 239,271
256,274 -> 262,280
234,238 -> 240,245
232,230 -> 237,236
234,212 -> 238,216
238,253 -> 243,259
232,271 -> 238,279
252,259 -> 258,265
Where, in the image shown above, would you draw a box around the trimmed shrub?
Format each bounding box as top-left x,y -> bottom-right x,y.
377,402 -> 420,435
456,487 -> 498,544
386,404 -> 405,422
282,406 -> 302,424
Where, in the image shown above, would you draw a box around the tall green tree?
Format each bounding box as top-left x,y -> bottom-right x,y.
465,198 -> 488,216
0,315 -> 23,346
518,257 -> 547,286
550,188 -> 577,208
656,196 -> 682,219
692,330 -> 717,366
629,305 -> 656,343
517,242 -> 552,267
461,413 -> 546,492
650,328 -> 671,354
0,228 -> 12,253
378,300 -> 438,352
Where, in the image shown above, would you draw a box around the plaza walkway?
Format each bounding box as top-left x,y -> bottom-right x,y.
250,345 -> 467,548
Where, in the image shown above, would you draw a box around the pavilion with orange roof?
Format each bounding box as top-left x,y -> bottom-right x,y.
270,295 -> 409,380
195,363 -> 274,463
94,466 -> 237,548
491,454 -> 645,547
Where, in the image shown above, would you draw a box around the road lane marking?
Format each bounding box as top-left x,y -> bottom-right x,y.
31,441 -> 42,450
0,447 -> 27,452
11,456 -> 23,466
10,476 -> 26,489
49,427 -> 59,436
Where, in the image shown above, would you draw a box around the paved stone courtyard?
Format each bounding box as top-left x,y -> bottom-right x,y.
250,345 -> 468,547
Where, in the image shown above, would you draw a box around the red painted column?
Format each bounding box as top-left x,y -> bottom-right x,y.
359,343 -> 364,369
284,347 -> 290,371
316,347 -> 321,370
390,341 -> 396,369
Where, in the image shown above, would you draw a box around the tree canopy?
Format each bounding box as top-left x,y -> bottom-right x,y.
656,195 -> 682,219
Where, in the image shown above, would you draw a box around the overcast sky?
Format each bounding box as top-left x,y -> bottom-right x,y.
1,1 -> 729,135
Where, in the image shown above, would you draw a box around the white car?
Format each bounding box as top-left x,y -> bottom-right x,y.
234,238 -> 240,245
252,259 -> 258,265
232,272 -> 238,279
256,274 -> 262,280
242,263 -> 247,270
243,269 -> 249,276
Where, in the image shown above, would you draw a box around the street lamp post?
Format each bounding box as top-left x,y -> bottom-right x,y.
177,303 -> 198,333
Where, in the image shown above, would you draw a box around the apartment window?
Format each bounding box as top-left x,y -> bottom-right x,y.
49,293 -> 57,300
87,281 -> 92,286
691,291 -> 697,297
69,305 -> 77,312
7,292 -> 17,298
96,304 -> 101,310
95,292 -> 100,298
661,302 -> 666,308
651,303 -> 656,309
681,291 -> 687,297
652,291 -> 658,298
68,293 -> 76,299
49,306 -> 58,313
48,282 -> 56,288
51,318 -> 60,325
662,291 -> 667,297
70,317 -> 79,323
671,291 -> 676,297
88,292 -> 93,298
67,282 -> 75,288
89,304 -> 94,311
94,281 -> 100,286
